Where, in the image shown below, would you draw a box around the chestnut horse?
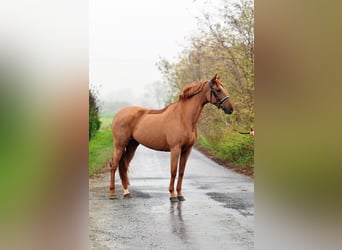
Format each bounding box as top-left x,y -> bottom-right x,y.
109,74 -> 234,201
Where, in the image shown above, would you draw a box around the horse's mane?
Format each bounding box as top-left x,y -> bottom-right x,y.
179,80 -> 207,100
147,81 -> 206,114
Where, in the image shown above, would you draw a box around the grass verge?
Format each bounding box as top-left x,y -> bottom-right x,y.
89,116 -> 113,177
196,132 -> 254,177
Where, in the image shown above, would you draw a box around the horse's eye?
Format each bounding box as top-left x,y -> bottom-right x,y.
216,89 -> 222,93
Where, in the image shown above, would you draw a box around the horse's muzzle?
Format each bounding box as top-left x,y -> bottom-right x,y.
223,106 -> 234,114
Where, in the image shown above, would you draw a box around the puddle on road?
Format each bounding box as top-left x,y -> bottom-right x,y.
206,192 -> 253,216
129,190 -> 152,198
198,185 -> 210,190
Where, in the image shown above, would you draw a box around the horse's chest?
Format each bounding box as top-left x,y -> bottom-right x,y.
180,131 -> 196,145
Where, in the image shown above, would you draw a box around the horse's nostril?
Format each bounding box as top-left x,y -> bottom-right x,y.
224,107 -> 233,114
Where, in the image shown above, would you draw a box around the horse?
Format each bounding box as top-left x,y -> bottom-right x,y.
109,74 -> 234,202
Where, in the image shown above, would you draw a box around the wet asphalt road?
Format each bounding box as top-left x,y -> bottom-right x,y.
89,146 -> 254,250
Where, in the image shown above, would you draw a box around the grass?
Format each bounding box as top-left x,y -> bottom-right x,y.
196,132 -> 254,174
89,116 -> 114,177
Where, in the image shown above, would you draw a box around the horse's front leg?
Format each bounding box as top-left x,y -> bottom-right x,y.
169,146 -> 181,202
176,147 -> 192,201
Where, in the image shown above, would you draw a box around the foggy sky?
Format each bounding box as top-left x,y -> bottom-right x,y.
89,0 -> 201,108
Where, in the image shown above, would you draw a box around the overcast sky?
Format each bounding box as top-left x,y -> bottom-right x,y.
90,0 -> 205,108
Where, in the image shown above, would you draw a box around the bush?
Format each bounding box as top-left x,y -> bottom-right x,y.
89,87 -> 101,140
215,133 -> 254,165
197,131 -> 254,167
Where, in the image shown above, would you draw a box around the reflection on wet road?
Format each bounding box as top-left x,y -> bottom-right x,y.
169,202 -> 188,243
89,146 -> 254,249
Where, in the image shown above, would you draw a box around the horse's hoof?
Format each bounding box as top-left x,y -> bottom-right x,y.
123,193 -> 131,198
177,196 -> 186,201
109,194 -> 117,200
170,196 -> 178,202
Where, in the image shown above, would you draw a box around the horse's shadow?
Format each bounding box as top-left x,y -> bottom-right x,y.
169,202 -> 188,242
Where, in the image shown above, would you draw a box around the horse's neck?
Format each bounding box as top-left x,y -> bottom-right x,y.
179,93 -> 206,129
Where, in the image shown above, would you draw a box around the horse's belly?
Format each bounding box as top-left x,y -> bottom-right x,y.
143,143 -> 170,152
133,128 -> 169,151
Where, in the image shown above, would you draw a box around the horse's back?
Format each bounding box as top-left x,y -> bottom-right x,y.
113,106 -> 148,126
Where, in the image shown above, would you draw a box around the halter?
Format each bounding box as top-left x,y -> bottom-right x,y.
209,81 -> 230,109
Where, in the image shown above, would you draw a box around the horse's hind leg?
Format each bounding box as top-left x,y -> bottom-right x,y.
109,145 -> 124,199
119,139 -> 139,198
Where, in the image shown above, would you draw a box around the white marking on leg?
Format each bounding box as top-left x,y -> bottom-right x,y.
123,188 -> 130,195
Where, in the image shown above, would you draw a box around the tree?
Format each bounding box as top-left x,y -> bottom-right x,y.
196,0 -> 254,128
89,86 -> 101,140
158,0 -> 254,133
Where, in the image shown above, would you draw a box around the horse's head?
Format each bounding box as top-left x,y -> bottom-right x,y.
207,74 -> 234,114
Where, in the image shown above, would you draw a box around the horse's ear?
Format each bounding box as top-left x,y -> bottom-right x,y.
210,74 -> 218,85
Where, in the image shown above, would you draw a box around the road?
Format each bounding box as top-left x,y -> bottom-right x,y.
89,146 -> 254,250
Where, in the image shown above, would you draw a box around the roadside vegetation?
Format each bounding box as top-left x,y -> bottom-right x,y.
89,116 -> 113,176
89,86 -> 101,140
89,85 -> 114,177
196,132 -> 254,176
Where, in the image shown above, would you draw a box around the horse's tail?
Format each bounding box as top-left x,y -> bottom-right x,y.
118,140 -> 139,188
118,153 -> 129,186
